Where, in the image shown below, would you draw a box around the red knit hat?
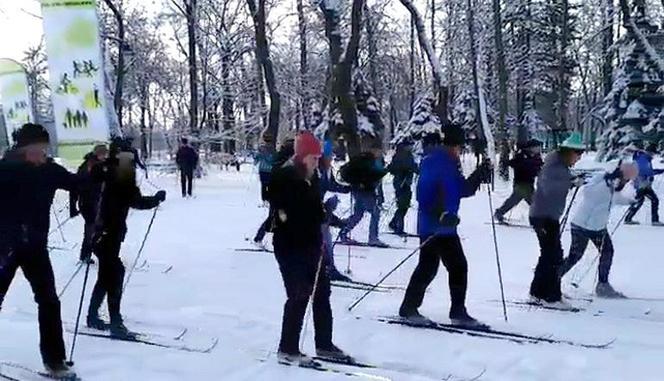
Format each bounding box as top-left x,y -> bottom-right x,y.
295,131 -> 322,159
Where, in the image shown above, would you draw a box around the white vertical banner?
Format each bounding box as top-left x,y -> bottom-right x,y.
0,59 -> 34,145
40,0 -> 110,149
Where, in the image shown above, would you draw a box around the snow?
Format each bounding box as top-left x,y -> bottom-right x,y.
2,157 -> 664,380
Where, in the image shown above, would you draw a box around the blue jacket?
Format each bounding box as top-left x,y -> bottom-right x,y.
633,151 -> 664,189
417,147 -> 480,237
255,146 -> 275,174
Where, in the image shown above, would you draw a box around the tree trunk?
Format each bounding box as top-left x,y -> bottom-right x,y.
409,17 -> 416,116
297,0 -> 309,129
247,0 -> 281,150
186,0 -> 199,132
492,0 -> 510,178
466,0 -> 484,143
103,0 -> 125,129
602,0 -> 615,97
365,5 -> 381,108
557,0 -> 571,132
222,48 -> 235,152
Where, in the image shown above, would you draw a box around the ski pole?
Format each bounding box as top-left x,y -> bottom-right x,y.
560,186 -> 581,234
300,249 -> 326,349
52,209 -> 68,243
67,261 -> 92,366
486,184 -> 509,322
123,207 -> 159,292
346,194 -> 353,275
348,235 -> 435,312
58,262 -> 85,298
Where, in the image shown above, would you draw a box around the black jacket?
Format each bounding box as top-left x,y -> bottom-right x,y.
95,159 -> 161,242
339,153 -> 387,193
387,149 -> 418,195
270,160 -> 325,253
72,153 -> 104,220
176,146 -> 199,170
0,150 -> 78,248
510,151 -> 543,186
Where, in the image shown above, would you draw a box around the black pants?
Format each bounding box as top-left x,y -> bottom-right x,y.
400,235 -> 468,315
254,209 -> 273,243
495,183 -> 534,217
274,243 -> 333,354
80,214 -> 95,261
0,245 -> 66,364
561,226 -> 614,283
88,236 -> 125,323
389,189 -> 412,233
625,186 -> 659,223
259,172 -> 271,202
181,168 -> 194,197
530,218 -> 563,302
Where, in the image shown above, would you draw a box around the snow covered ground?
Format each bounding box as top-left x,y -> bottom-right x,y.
2,154 -> 664,380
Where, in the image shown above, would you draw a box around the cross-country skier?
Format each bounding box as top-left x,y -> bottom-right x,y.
176,138 -> 199,198
559,163 -> 638,298
387,139 -> 418,235
253,139 -> 295,247
528,132 -> 585,306
86,141 -> 166,338
624,144 -> 664,225
319,140 -> 351,281
270,131 -> 350,364
494,139 -> 543,224
71,144 -> 109,264
399,125 -> 492,327
255,131 -> 276,206
0,123 -> 79,378
338,142 -> 389,247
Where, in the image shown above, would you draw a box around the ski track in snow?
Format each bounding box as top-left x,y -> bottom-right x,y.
1,154 -> 664,380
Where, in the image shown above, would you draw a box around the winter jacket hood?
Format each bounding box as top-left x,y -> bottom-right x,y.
530,151 -> 574,221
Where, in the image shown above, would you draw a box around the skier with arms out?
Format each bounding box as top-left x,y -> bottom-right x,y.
399,124 -> 492,327
559,163 -> 638,298
270,132 -> 350,364
0,124 -> 79,378
528,132 -> 585,307
86,141 -> 166,337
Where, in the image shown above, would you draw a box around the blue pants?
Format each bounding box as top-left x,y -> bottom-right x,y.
343,191 -> 380,241
561,226 -> 614,283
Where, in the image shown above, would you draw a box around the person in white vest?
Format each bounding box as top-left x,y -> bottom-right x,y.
559,163 -> 638,298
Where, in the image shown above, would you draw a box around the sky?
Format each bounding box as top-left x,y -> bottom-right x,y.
0,0 -> 43,61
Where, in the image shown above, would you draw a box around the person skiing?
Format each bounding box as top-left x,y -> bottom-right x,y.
253,139 -> 295,247
0,123 -> 79,378
624,144 -> 664,225
176,138 -> 199,198
494,139 -> 544,224
255,132 -> 276,206
270,131 -> 349,364
559,163 -> 638,298
72,144 -> 109,264
111,136 -> 147,176
86,141 -> 166,337
338,141 -> 389,247
319,140 -> 351,281
399,125 -> 492,327
387,140 -> 418,235
528,132 -> 585,306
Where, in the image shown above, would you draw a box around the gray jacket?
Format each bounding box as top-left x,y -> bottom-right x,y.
529,151 -> 573,221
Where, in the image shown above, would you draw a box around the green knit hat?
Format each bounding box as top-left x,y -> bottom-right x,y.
560,132 -> 585,151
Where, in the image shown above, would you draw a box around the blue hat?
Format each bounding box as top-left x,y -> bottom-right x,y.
323,140 -> 334,158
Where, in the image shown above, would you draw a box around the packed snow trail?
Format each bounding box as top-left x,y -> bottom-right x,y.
1,159 -> 664,380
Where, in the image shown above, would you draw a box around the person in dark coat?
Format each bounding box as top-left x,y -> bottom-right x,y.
387,140 -> 418,234
253,139 -> 295,247
494,139 -> 543,223
71,144 -> 109,263
176,138 -> 199,198
399,124 -> 492,327
255,132 -> 276,205
86,142 -> 166,338
270,131 -> 349,364
319,140 -> 351,281
339,141 -> 388,247
624,144 -> 664,225
0,123 -> 79,378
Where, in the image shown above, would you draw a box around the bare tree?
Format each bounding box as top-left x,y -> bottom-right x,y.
170,0 -> 199,132
102,0 -> 127,128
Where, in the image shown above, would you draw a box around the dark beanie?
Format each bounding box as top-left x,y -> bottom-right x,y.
442,123 -> 465,146
14,123 -> 50,148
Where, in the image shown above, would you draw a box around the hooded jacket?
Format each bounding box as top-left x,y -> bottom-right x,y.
571,173 -> 634,231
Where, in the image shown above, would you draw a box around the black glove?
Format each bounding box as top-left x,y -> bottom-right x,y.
156,190 -> 167,202
439,212 -> 460,227
604,168 -> 621,182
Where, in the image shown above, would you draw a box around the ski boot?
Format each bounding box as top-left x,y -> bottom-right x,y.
398,306 -> 431,325
277,350 -> 318,367
338,234 -> 359,245
449,307 -> 490,330
596,282 -> 627,299
316,344 -> 354,363
86,314 -> 107,331
529,295 -> 577,311
43,360 -> 77,380
368,239 -> 389,248
109,319 -> 137,339
652,221 -> 664,227
494,211 -> 506,225
328,268 -> 352,282
252,239 -> 268,251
